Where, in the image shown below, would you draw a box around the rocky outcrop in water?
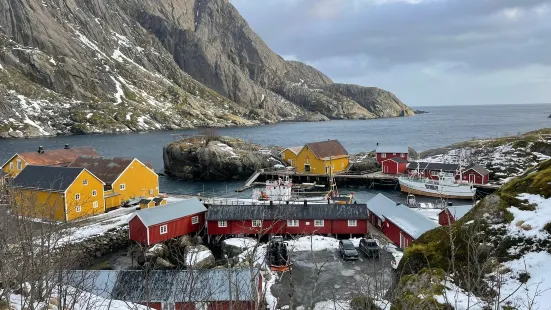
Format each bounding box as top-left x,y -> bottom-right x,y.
0,0 -> 414,138
163,136 -> 279,180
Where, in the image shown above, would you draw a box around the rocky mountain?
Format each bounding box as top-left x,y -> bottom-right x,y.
0,0 -> 414,138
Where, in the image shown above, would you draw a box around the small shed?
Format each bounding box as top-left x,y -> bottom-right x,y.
461,164 -> 490,184
138,198 -> 155,209
439,205 -> 474,225
129,198 -> 207,246
375,146 -> 409,164
382,157 -> 408,175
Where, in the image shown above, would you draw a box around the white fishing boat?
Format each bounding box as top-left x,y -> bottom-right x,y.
398,171 -> 476,200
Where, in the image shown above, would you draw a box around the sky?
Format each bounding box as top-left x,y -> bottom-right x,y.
229,0 -> 551,106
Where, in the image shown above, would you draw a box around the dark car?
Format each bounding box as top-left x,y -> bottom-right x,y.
359,238 -> 380,259
339,240 -> 359,260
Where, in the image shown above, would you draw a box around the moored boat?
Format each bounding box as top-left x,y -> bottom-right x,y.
398,171 -> 476,200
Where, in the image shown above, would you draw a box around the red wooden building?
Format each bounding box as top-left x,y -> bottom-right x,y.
460,164 -> 490,184
381,157 -> 407,175
438,205 -> 473,225
63,268 -> 263,310
407,162 -> 460,180
375,145 -> 409,164
129,198 -> 207,246
367,194 -> 439,248
206,202 -> 369,237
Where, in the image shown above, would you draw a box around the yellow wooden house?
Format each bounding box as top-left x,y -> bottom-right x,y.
11,165 -> 105,222
280,146 -> 303,166
68,156 -> 159,209
294,140 -> 350,174
1,145 -> 99,178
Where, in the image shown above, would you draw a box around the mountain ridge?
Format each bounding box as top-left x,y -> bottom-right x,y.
0,0 -> 414,138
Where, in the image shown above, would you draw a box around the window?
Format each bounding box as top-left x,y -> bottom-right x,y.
119,184 -> 126,190
75,193 -> 80,201
9,162 -> 13,170
191,216 -> 199,224
16,160 -> 22,170
149,189 -> 154,195
93,201 -> 98,208
287,220 -> 299,227
348,220 -> 357,227
314,220 -> 324,227
304,164 -> 311,172
431,171 -> 439,176
393,153 -> 396,155
75,206 -> 82,213
341,162 -> 344,168
218,221 -> 227,228
381,153 -> 386,158
160,225 -> 168,234
252,220 -> 262,227
377,218 -> 382,227
400,153 -> 405,157
82,179 -> 88,185
92,190 -> 97,197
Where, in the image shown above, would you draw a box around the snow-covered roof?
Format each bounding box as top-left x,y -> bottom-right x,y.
132,198 -> 206,227
376,146 -> 408,154
283,146 -> 303,155
367,193 -> 440,239
443,205 -> 474,220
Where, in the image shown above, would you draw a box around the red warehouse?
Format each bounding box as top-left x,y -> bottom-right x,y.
206,202 -> 369,237
382,157 -> 408,175
129,197 -> 207,246
461,164 -> 490,184
375,145 -> 409,164
367,194 -> 439,248
438,205 -> 473,226
63,268 -> 263,310
407,162 -> 460,180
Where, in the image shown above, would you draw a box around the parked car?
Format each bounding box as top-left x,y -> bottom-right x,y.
359,238 -> 380,259
391,250 -> 404,270
339,240 -> 359,260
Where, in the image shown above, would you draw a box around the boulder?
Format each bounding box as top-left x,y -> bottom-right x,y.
177,235 -> 194,248
184,245 -> 216,269
155,257 -> 175,269
147,243 -> 168,259
222,238 -> 258,258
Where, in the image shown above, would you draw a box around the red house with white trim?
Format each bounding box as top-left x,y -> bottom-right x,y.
367,194 -> 439,248
129,198 -> 207,246
375,146 -> 409,164
461,165 -> 490,184
206,202 -> 369,237
381,157 -> 408,175
438,205 -> 474,225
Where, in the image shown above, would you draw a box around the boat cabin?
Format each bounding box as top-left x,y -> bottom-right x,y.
407,162 -> 460,180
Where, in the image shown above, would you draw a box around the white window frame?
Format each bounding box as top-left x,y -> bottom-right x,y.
191,216 -> 199,225
82,179 -> 88,185
252,220 -> 262,227
92,190 -> 97,197
348,219 -> 357,227
381,153 -> 386,158
149,189 -> 154,195
119,183 -> 126,190
75,206 -> 82,213
75,193 -> 80,201
93,201 -> 98,208
400,153 -> 405,157
314,220 -> 324,227
377,218 -> 382,227
218,220 -> 227,228
287,219 -> 299,227
16,160 -> 22,170
160,225 -> 168,235
9,162 -> 13,170
431,171 -> 439,176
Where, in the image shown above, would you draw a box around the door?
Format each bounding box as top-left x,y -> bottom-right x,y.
383,165 -> 388,173
162,303 -> 175,310
399,232 -> 407,248
469,174 -> 475,184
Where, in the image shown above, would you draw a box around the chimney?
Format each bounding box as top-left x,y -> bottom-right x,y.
38,146 -> 44,154
286,201 -> 289,205
269,200 -> 273,206
327,198 -> 331,204
64,144 -> 70,149
376,142 -> 379,146
448,201 -> 453,207
396,202 -> 400,206
303,200 -> 307,207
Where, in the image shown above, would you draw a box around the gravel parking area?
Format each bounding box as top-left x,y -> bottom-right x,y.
270,247 -> 394,309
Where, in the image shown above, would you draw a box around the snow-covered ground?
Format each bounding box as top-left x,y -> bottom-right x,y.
285,236 -> 362,252
505,193 -> 551,239
435,278 -> 484,310
185,247 -> 212,266
224,237 -> 258,248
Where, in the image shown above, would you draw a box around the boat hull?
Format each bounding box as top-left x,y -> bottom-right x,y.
399,185 -> 473,200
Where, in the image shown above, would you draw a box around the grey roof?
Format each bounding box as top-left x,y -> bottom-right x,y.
62,268 -> 261,302
12,165 -> 85,192
466,164 -> 490,176
443,205 -> 474,220
407,162 -> 459,172
133,198 -> 207,226
367,194 -> 440,239
376,146 -> 408,154
206,203 -> 368,221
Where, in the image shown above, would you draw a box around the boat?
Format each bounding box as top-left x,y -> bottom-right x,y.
398,171 -> 476,200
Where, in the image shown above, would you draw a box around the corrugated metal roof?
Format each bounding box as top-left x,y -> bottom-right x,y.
466,164 -> 489,176
16,147 -> 99,167
305,140 -> 348,160
376,146 -> 408,154
444,205 -> 474,220
385,157 -> 407,163
206,203 -> 368,221
367,193 -> 439,239
12,166 -> 85,192
62,268 -> 260,302
407,162 -> 459,172
68,156 -> 135,185
134,198 -> 207,226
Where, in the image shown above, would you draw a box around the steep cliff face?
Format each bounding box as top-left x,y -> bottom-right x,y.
0,0 -> 415,138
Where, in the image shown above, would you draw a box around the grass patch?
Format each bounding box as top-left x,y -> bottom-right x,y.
543,222 -> 551,235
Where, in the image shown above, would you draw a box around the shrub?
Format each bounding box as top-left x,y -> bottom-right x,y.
350,296 -> 382,310
544,222 -> 551,235
518,272 -> 531,283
